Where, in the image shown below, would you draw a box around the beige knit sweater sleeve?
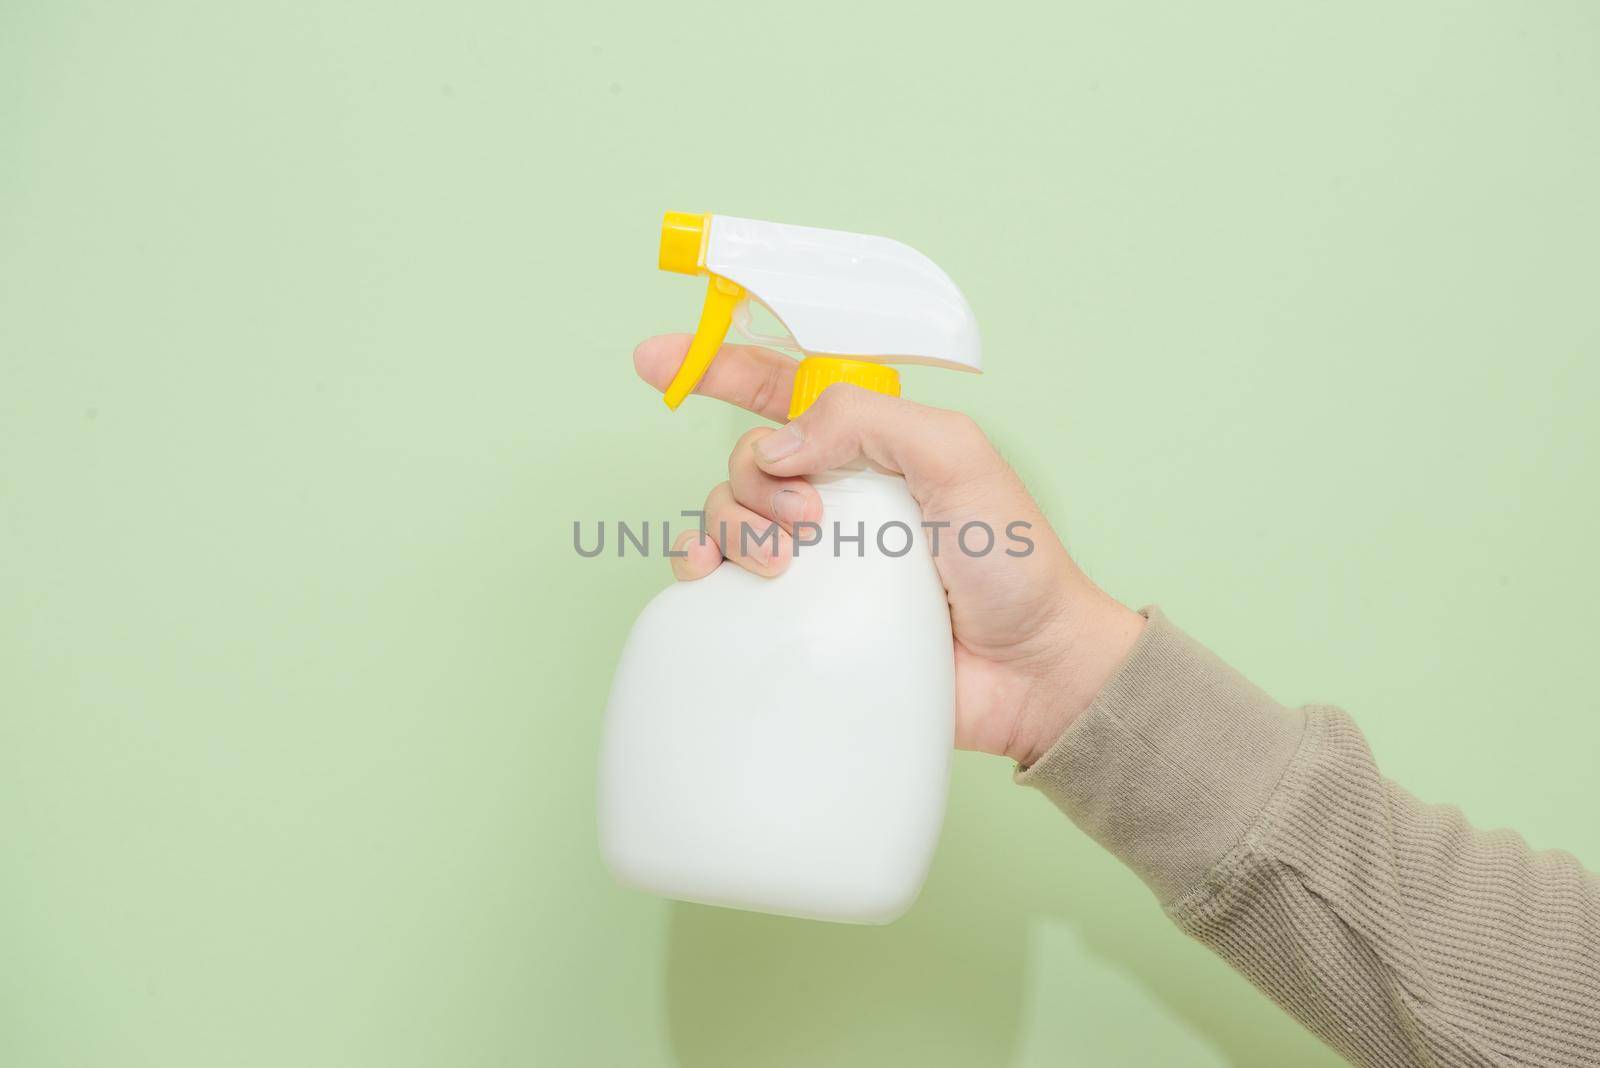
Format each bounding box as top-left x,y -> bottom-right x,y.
1017,608 -> 1600,1067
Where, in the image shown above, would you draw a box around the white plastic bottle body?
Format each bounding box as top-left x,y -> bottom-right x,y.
598,462 -> 955,924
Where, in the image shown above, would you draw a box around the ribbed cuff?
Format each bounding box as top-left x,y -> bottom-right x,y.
1015,607 -> 1308,904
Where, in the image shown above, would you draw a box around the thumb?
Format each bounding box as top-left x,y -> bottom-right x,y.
749,385 -> 997,504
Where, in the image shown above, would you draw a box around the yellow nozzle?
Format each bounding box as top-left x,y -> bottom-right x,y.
658,212 -> 744,410
659,211 -> 708,275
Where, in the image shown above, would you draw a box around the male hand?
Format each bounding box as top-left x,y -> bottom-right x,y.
634,334 -> 1145,767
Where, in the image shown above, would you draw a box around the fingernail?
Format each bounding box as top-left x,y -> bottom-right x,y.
669,530 -> 711,579
756,424 -> 802,462
772,490 -> 806,524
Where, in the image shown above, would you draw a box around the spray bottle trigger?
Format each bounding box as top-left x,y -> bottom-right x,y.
662,274 -> 745,411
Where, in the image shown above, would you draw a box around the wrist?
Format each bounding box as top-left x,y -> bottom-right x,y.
1009,595 -> 1145,768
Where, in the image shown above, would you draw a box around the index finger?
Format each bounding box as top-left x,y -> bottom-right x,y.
633,334 -> 798,423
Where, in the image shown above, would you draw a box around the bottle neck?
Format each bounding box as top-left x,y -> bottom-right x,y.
788,356 -> 900,419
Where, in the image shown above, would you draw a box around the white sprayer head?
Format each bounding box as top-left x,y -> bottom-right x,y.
658,213 -> 981,416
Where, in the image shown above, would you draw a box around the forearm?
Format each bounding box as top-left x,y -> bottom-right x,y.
1019,609 -> 1600,1067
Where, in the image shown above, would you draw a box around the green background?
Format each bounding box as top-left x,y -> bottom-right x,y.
3,1 -> 1597,1064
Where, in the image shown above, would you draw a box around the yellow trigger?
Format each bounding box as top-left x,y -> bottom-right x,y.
663,273 -> 744,411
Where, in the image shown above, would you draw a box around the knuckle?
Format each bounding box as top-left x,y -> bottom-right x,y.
806,382 -> 880,428
734,426 -> 768,451
942,409 -> 984,441
920,413 -> 1004,495
812,382 -> 861,415
748,360 -> 786,418
942,411 -> 1000,465
730,428 -> 769,479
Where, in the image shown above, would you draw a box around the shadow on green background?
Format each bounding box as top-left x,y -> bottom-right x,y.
663,756 -> 1334,1067
668,900 -> 1032,1066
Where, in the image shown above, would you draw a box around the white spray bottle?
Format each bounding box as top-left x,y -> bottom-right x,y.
598,212 -> 981,924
